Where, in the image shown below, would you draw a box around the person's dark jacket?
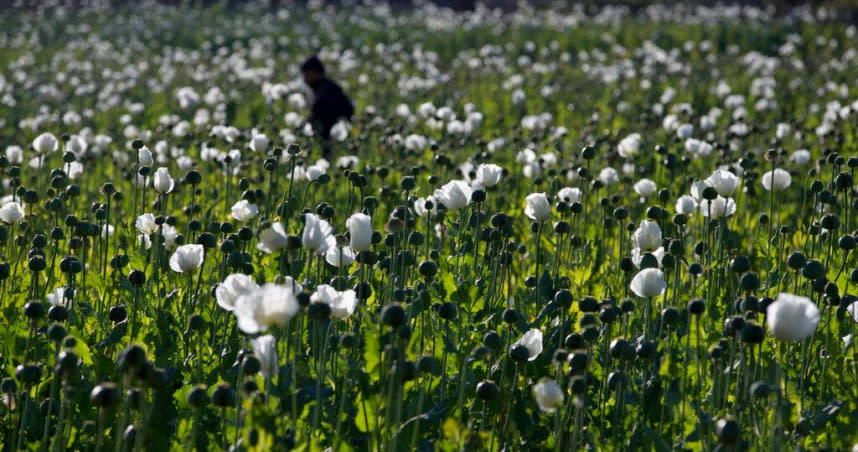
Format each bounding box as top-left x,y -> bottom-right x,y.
309,77 -> 354,140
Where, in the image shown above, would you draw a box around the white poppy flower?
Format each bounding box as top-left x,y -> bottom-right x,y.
761,168 -> 792,191
302,213 -> 335,255
598,167 -> 619,185
557,187 -> 582,204
233,281 -> 302,334
0,202 -> 25,224
767,293 -> 821,341
434,180 -> 472,210
32,132 -> 58,154
216,273 -> 260,312
513,329 -> 543,361
705,169 -> 739,197
630,268 -> 667,297
472,163 -> 503,189
325,245 -> 355,268
524,193 -> 551,221
346,213 -> 373,252
311,284 -> 358,319
258,222 -> 289,254
231,200 -> 259,222
250,334 -> 278,378
532,379 -> 565,413
700,196 -> 737,219
617,133 -> 641,158
634,179 -> 657,198
633,220 -> 662,252
152,167 -> 175,194
169,244 -> 204,273
675,195 -> 697,214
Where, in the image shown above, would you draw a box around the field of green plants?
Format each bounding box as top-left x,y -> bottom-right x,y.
1,1 -> 858,450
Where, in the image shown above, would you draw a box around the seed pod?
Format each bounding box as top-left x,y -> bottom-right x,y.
211,383 -> 236,408
476,380 -> 499,401
90,383 -> 121,409
47,323 -> 67,342
119,345 -> 148,373
716,417 -> 741,445
24,301 -> 46,320
509,344 -> 530,362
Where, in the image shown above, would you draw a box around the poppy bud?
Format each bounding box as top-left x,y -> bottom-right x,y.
417,260 -> 438,280
739,272 -> 760,292
509,344 -> 530,362
307,302 -> 331,320
554,290 -> 573,309
740,323 -> 765,344
802,260 -> 826,280
47,323 -> 66,342
639,253 -> 659,269
24,301 -> 46,319
579,324 -> 597,342
750,381 -> 774,399
495,304 -> 519,324
119,345 -> 147,373
599,306 -> 620,323
28,256 -> 47,272
568,352 -> 589,372
565,333 -> 584,349
579,296 -> 598,312
730,256 -> 750,273
417,356 -> 440,375
476,380 -> 499,401
438,302 -> 457,320
716,417 -> 741,445
607,372 -> 627,390
579,313 -> 597,328
661,307 -> 680,327
128,269 -> 146,286
787,251 -> 806,270
569,375 -> 588,394
1,378 -> 16,394
635,341 -> 657,360
186,385 -> 211,408
836,172 -> 853,191
90,383 -> 121,409
483,331 -> 501,350
354,282 -> 372,300
610,339 -> 634,360
211,383 -> 236,407
821,214 -> 840,231
109,305 -> 127,323
184,170 -> 202,185
381,304 -> 406,327
294,291 -> 310,307
241,356 -> 261,376
57,350 -> 79,371
688,262 -> 703,276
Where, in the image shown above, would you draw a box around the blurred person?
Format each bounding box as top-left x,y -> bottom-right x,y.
301,56 -> 354,158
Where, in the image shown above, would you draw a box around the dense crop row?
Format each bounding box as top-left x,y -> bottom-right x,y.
0,2 -> 857,451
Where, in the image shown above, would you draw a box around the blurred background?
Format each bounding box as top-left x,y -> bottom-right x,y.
3,0 -> 858,21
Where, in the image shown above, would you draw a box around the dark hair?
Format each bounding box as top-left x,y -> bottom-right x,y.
301,56 -> 325,74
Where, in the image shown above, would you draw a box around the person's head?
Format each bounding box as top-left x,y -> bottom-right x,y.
301,56 -> 325,86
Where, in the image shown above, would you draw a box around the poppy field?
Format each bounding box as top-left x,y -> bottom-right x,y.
1,2 -> 858,451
